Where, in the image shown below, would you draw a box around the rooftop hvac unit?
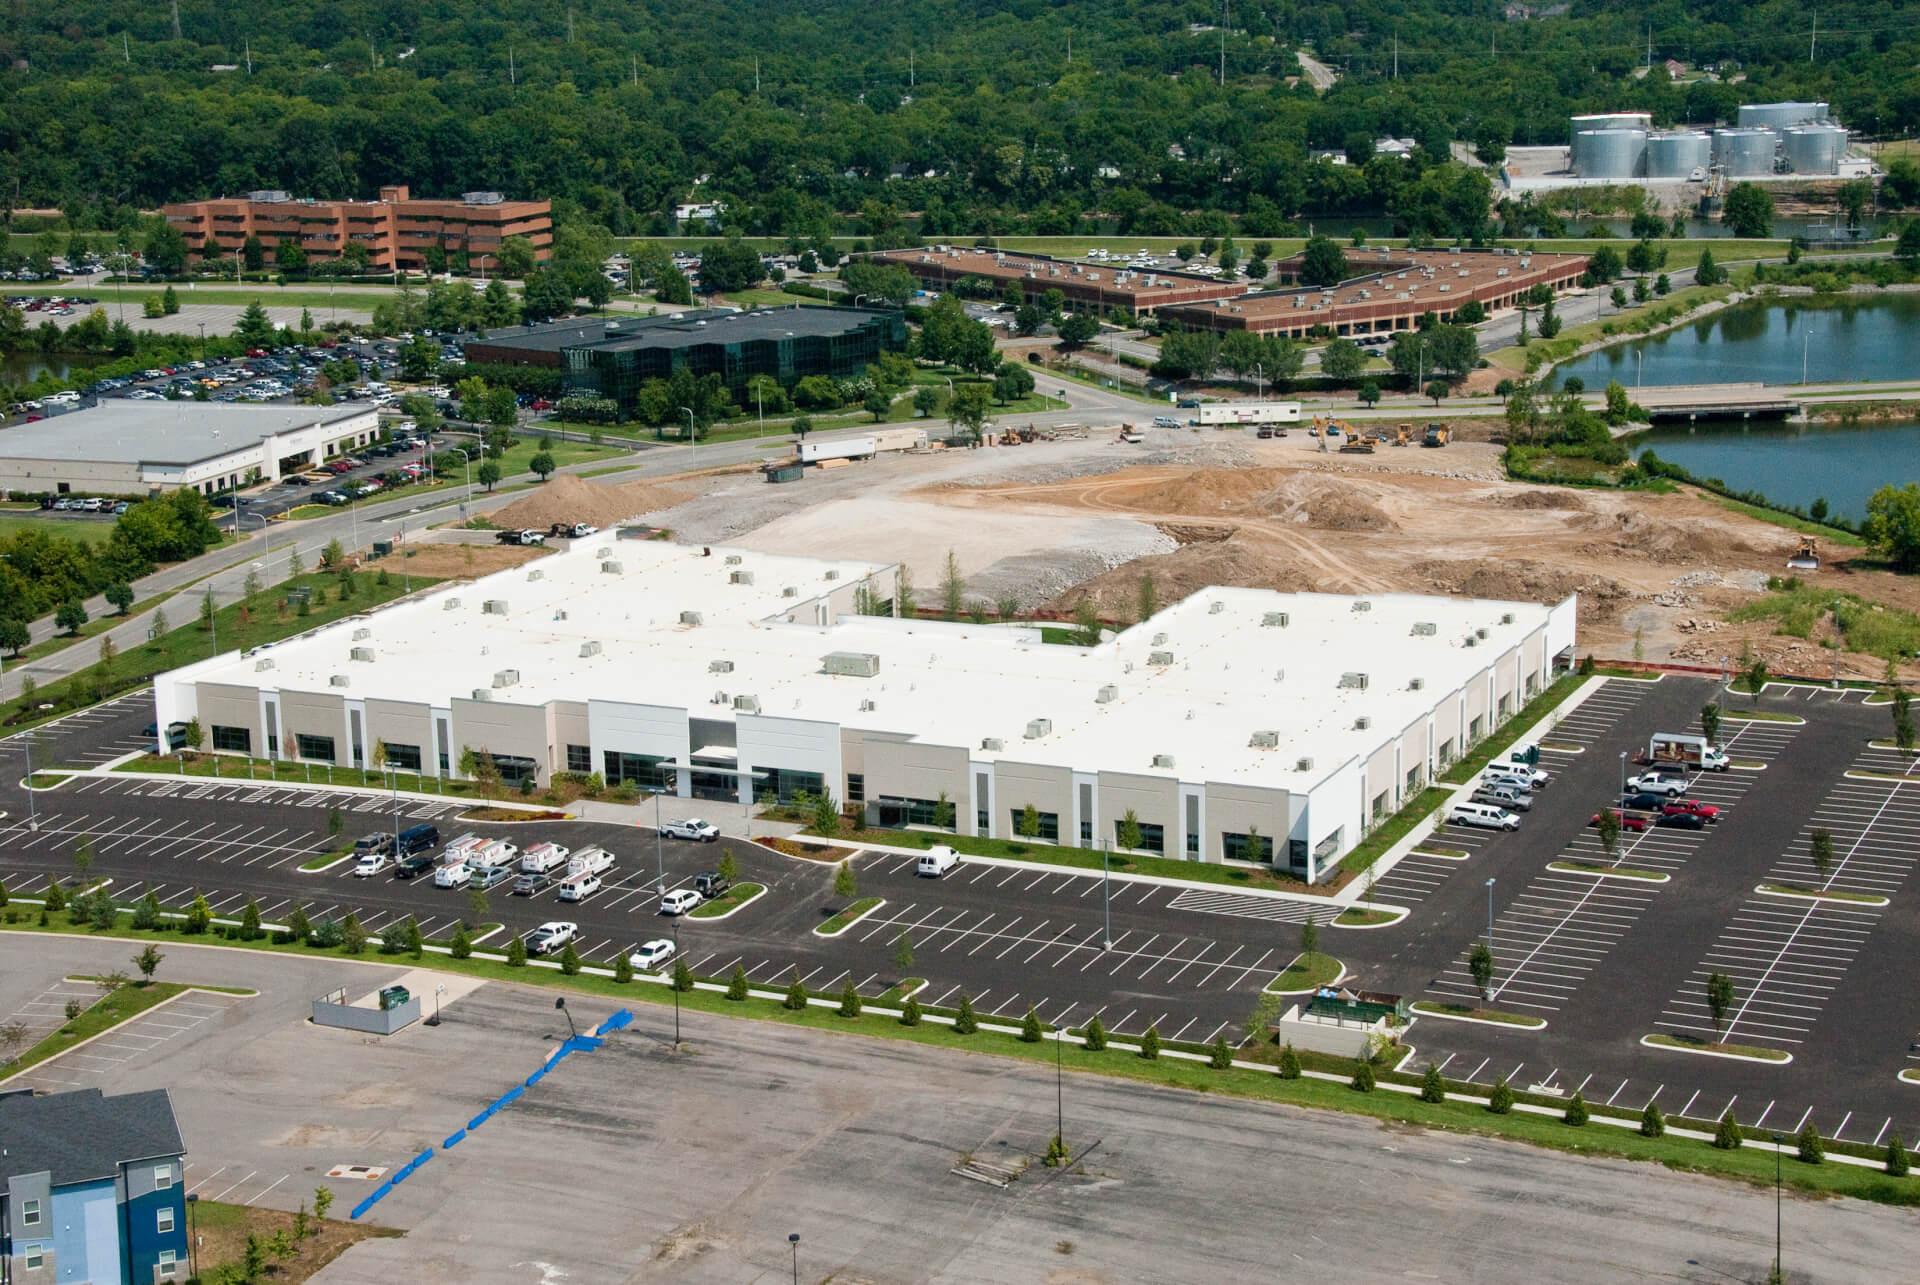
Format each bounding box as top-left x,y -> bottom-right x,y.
600,561 -> 623,574
1296,756 -> 1314,772
1148,650 -> 1174,667
822,651 -> 882,678
482,599 -> 508,615
1500,612 -> 1515,625
782,586 -> 798,598
725,554 -> 742,565
859,698 -> 877,712
492,669 -> 519,688
1465,634 -> 1479,647
1354,716 -> 1371,730
680,611 -> 703,626
596,547 -> 611,558
443,597 -> 462,610
1262,612 -> 1291,627
1411,621 -> 1437,636
709,659 -> 734,673
733,694 -> 761,713
350,646 -> 375,662
580,641 -> 603,658
1151,753 -> 1176,769
352,627 -> 372,641
1024,718 -> 1052,739
1152,632 -> 1168,645
1410,677 -> 1425,691
329,674 -> 350,688
824,570 -> 840,580
1338,672 -> 1370,690
527,569 -> 544,581
470,689 -> 492,702
1250,730 -> 1279,748
554,610 -> 568,621
1208,600 -> 1225,614
981,737 -> 1004,751
254,658 -> 274,671
1476,627 -> 1489,640
712,690 -> 728,704
1352,601 -> 1373,613
1096,685 -> 1118,703
730,570 -> 755,585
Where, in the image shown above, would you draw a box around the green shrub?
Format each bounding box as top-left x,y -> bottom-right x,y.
1797,1122 -> 1824,1164
900,995 -> 921,1026
954,994 -> 978,1034
838,978 -> 861,1018
613,954 -> 633,983
505,935 -> 527,967
1277,1042 -> 1301,1079
1421,1061 -> 1445,1103
1713,1108 -> 1742,1150
1209,1036 -> 1233,1070
785,972 -> 808,1011
559,944 -> 581,976
312,916 -> 343,948
1641,1101 -> 1665,1138
341,913 -> 366,955
1139,1025 -> 1161,1060
449,925 -> 472,959
1350,1058 -> 1375,1092
1564,1091 -> 1589,1127
1083,1015 -> 1107,1051
1887,1134 -> 1910,1177
1020,1007 -> 1043,1043
727,964 -> 748,1000
672,959 -> 695,993
1488,1076 -> 1514,1114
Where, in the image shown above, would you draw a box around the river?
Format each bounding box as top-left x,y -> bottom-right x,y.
1624,420 -> 1920,522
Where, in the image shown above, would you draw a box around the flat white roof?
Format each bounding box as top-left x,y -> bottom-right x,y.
188,539 -> 1560,789
0,401 -> 375,466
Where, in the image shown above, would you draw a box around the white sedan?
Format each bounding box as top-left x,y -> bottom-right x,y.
629,939 -> 677,971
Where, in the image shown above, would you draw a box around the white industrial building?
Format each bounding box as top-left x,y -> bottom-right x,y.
153,539 -> 1576,883
0,401 -> 380,497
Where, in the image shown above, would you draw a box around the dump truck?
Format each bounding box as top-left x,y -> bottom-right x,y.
1421,423 -> 1449,447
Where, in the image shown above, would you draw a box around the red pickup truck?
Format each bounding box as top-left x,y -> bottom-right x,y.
1662,799 -> 1720,823
1590,809 -> 1649,833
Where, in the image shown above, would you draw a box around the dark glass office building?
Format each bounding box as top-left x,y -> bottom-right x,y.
520,305 -> 906,421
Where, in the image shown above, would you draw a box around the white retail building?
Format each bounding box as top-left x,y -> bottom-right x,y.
154,538 -> 1576,882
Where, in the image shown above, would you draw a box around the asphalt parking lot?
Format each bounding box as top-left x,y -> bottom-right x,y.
5,673 -> 1920,1145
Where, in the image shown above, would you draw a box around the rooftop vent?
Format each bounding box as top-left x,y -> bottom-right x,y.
1262,612 -> 1290,628
1148,650 -> 1175,667
254,658 -> 274,672
1465,634 -> 1479,647
1411,621 -> 1437,636
709,659 -> 734,673
1410,677 -> 1425,691
1355,716 -> 1371,730
580,641 -> 603,658
1352,601 -> 1373,613
730,570 -> 755,585
1296,756 -> 1315,772
824,570 -> 840,580
329,674 -> 350,688
1338,672 -> 1370,690
725,554 -> 742,565
352,627 -> 372,641
443,597 -> 462,610
482,599 -> 509,615
492,669 -> 519,689
1152,632 -> 1169,646
823,651 -> 881,678
981,737 -> 1004,751
859,699 -> 877,712
1096,685 -> 1118,703
733,694 -> 761,714
470,688 -> 492,702
1024,718 -> 1052,740
1500,612 -> 1515,625
350,646 -> 375,662
680,611 -> 704,627
782,586 -> 798,598
527,569 -> 544,581
1250,730 -> 1279,749
1476,627 -> 1489,640
600,560 -> 623,574
712,690 -> 729,705
1208,600 -> 1225,614
1151,753 -> 1176,769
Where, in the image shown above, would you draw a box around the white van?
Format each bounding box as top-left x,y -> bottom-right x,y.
440,832 -> 485,865
520,841 -> 570,874
557,871 -> 601,902
917,845 -> 959,877
567,847 -> 614,878
467,839 -> 518,870
1449,801 -> 1520,832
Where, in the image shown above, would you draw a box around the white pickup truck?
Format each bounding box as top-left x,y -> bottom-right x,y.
567,847 -> 615,878
520,841 -> 571,874
1626,771 -> 1690,798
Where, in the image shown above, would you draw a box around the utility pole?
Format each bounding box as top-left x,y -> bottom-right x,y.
1393,31 -> 1399,80
171,0 -> 182,41
509,46 -> 516,86
909,47 -> 915,86
754,56 -> 760,93
1810,14 -> 1817,62
568,8 -> 575,44
1220,0 -> 1227,86
245,38 -> 252,74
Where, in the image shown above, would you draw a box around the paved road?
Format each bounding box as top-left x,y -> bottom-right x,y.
3,934 -> 1911,1284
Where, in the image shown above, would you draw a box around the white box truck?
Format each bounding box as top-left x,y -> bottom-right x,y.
799,436 -> 876,464
1648,733 -> 1730,772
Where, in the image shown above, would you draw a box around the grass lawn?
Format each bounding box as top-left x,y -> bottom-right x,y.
117,751 -> 495,799
0,514 -> 115,545
1757,882 -> 1887,904
1700,492 -> 1868,545
1721,710 -> 1806,724
1490,284 -> 1733,373
1440,672 -> 1585,787
299,849 -> 350,872
188,1198 -> 398,1284
1,981 -> 186,1078
687,882 -> 765,918
1335,907 -> 1401,926
1411,1000 -> 1547,1029
1550,860 -> 1667,881
814,896 -> 882,936
13,597 -> 175,666
3,909 -> 1912,1204
1643,1032 -> 1791,1063
3,566 -> 439,735
1338,786 -> 1452,877
1265,951 -> 1343,993
26,772 -> 74,788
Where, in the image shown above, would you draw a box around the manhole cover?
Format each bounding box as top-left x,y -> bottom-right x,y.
327,1164 -> 388,1181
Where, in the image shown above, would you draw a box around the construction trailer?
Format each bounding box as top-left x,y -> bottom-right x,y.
1194,401 -> 1302,426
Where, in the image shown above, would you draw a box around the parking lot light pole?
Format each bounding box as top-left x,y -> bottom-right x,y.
23,729 -> 38,830
672,916 -> 682,1049
1773,1132 -> 1785,1280
1102,840 -> 1112,949
655,792 -> 666,895
187,1193 -> 199,1278
554,995 -> 576,1039
1484,877 -> 1496,999
429,982 -> 444,1026
789,1233 -> 800,1285
1619,750 -> 1627,799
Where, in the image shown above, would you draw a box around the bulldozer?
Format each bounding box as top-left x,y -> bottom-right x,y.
1393,423 -> 1412,447
1421,423 -> 1449,448
1787,537 -> 1820,571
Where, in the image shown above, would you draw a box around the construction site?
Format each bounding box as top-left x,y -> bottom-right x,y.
480,421 -> 1919,686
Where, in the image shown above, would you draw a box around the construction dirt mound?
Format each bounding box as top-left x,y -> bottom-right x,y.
1413,558 -> 1632,627
1046,533 -> 1321,616
1484,489 -> 1589,512
1119,468 -> 1395,532
1579,511 -> 1777,565
490,473 -> 690,532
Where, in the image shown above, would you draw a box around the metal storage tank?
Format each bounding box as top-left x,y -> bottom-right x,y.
1737,101 -> 1829,130
1712,128 -> 1777,177
1571,112 -> 1653,137
1572,129 -> 1647,179
1782,124 -> 1846,175
1646,131 -> 1712,179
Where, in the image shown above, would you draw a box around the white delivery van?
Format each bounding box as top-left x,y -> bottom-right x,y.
439,832 -> 485,866
567,847 -> 615,878
520,842 -> 571,874
917,845 -> 960,877
467,839 -> 519,870
1448,801 -> 1520,832
557,872 -> 601,902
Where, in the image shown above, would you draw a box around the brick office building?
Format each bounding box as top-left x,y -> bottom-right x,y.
162,186 -> 552,274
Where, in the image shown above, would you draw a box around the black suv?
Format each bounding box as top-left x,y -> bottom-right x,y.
694,871 -> 731,900
393,852 -> 437,880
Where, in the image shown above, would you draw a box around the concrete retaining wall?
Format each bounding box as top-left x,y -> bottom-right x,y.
312,996 -> 420,1034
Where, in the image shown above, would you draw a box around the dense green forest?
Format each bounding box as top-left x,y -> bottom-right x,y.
1,2 -> 1915,236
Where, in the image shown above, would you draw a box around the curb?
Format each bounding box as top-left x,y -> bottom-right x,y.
1410,1003 -> 1547,1031
1638,1033 -> 1793,1065
684,884 -> 768,922
812,898 -> 886,938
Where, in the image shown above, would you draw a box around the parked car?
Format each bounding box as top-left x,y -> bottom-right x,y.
525,921 -> 577,956
629,939 -> 677,971
434,862 -> 473,889
511,872 -> 554,897
353,833 -> 394,859
693,871 -> 730,900
1626,772 -> 1688,797
352,853 -> 389,877
662,818 -> 719,842
393,852 -> 438,880
1621,791 -> 1670,812
469,865 -> 513,890
1471,785 -> 1532,812
1658,810 -> 1707,830
1448,802 -> 1520,832
557,872 -> 602,902
1590,809 -> 1649,833
660,888 -> 702,915
917,846 -> 960,877
397,824 -> 440,855
1662,799 -> 1720,823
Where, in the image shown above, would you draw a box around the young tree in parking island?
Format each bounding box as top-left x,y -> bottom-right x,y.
1807,828 -> 1835,882
1705,971 -> 1735,1039
529,451 -> 557,482
1596,806 -> 1621,858
893,931 -> 915,977
133,943 -> 164,983
1699,702 -> 1722,745
1469,940 -> 1495,999
832,860 -> 857,904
